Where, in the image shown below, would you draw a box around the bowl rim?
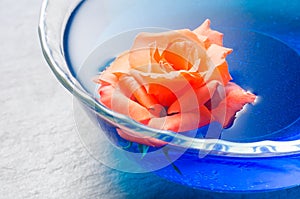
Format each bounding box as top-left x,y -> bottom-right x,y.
38,0 -> 300,158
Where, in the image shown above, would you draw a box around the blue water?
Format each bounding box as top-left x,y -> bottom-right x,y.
64,0 -> 300,195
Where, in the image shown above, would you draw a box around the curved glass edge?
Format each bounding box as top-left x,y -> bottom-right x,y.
38,0 -> 300,158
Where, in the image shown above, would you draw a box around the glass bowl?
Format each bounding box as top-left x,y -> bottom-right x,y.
39,0 -> 300,192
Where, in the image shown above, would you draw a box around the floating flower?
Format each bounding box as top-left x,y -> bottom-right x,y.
95,19 -> 256,147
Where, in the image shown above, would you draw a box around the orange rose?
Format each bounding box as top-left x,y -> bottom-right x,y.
95,19 -> 256,147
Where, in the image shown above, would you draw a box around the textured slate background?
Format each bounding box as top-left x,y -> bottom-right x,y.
1,0 -> 300,198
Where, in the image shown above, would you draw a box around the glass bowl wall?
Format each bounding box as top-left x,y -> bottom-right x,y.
39,0 -> 300,192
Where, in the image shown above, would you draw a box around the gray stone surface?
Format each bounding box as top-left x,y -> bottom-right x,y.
1,0 -> 300,198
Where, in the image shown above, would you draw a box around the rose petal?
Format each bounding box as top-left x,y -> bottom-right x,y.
162,39 -> 202,71
168,80 -> 219,114
207,44 -> 232,67
147,83 -> 178,107
149,107 -> 211,132
180,71 -> 205,88
162,49 -> 192,71
196,35 -> 210,49
98,85 -> 153,122
149,113 -> 199,132
103,50 -> 131,75
116,129 -> 167,147
118,75 -> 163,117
131,62 -> 174,74
204,61 -> 232,85
130,69 -> 193,107
212,82 -> 257,128
193,19 -> 224,47
204,44 -> 233,85
116,106 -> 212,147
129,29 -> 205,68
198,105 -> 213,128
98,85 -> 114,108
96,72 -> 118,86
97,51 -> 132,87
